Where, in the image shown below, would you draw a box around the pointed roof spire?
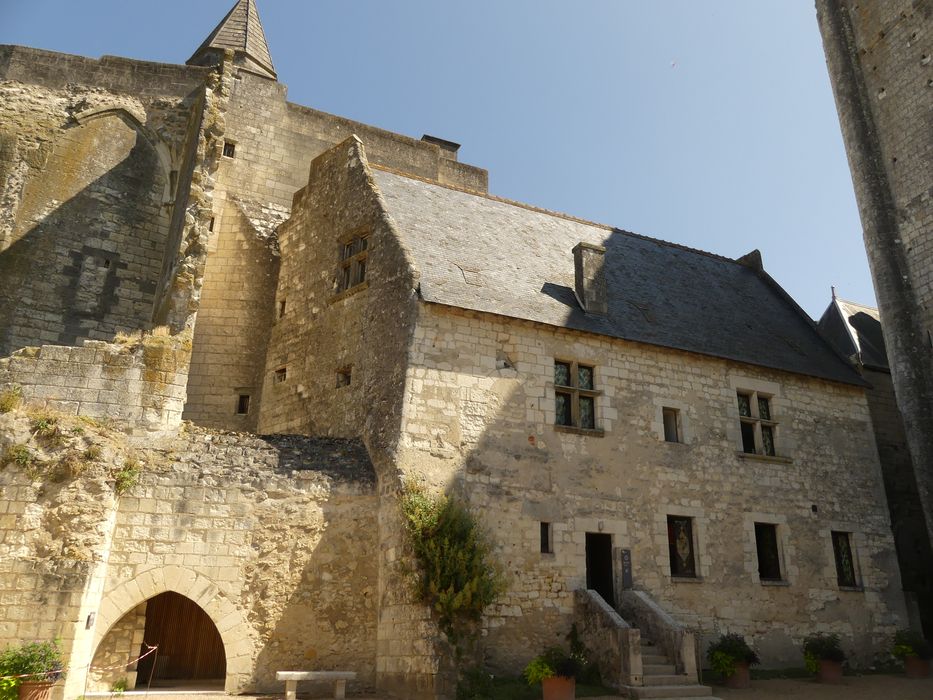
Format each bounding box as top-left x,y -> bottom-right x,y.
188,0 -> 277,80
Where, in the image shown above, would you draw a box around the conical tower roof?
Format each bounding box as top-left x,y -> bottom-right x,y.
188,0 -> 277,80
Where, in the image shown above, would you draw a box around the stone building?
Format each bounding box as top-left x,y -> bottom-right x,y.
818,294 -> 933,635
0,2 -> 911,698
816,1 -> 933,575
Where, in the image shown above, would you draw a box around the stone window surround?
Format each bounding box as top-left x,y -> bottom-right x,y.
335,227 -> 370,296
652,398 -> 692,444
820,523 -> 865,592
657,506 -> 709,581
728,376 -> 794,462
744,512 -> 795,586
549,357 -> 604,436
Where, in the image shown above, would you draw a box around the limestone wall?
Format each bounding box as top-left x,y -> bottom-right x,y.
396,303 -> 906,670
0,412 -> 379,698
0,336 -> 190,434
0,53 -> 205,356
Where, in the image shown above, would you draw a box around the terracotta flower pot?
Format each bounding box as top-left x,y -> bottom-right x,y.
542,675 -> 576,700
17,681 -> 54,700
725,661 -> 751,689
816,659 -> 843,683
904,655 -> 931,678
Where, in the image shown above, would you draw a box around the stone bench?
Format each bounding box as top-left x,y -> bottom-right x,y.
276,671 -> 357,700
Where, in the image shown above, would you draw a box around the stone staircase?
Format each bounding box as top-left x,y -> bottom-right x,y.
626,637 -> 717,700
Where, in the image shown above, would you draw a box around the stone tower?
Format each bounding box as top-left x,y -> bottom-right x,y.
816,1 -> 933,591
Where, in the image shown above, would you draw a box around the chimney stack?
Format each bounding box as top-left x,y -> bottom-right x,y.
573,242 -> 608,315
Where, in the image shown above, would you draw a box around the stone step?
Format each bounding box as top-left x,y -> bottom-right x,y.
643,663 -> 677,675
643,674 -> 695,686
641,653 -> 670,665
626,684 -> 713,698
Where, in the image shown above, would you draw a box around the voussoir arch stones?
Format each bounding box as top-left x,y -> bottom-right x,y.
93,566 -> 254,691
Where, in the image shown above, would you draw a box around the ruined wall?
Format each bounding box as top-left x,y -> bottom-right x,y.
0,410 -> 379,698
0,336 -> 190,435
816,1 -> 933,553
395,303 -> 906,670
0,47 -> 208,356
185,67 -> 486,430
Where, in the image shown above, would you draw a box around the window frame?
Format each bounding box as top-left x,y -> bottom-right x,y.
540,522 -> 554,555
737,390 -> 778,457
337,230 -> 370,294
754,521 -> 785,583
553,359 -> 602,433
831,530 -> 860,589
662,407 -> 683,443
667,515 -> 698,579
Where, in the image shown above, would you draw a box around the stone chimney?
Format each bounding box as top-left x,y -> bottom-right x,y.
572,242 -> 608,315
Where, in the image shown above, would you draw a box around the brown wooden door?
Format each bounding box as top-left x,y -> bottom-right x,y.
136,592 -> 226,681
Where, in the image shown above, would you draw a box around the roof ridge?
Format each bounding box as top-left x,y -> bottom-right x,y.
369,163 -> 739,266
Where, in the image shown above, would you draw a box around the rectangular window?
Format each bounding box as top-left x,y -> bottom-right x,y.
554,360 -> 599,430
222,141 -> 236,158
236,394 -> 250,415
273,367 -> 287,384
832,531 -> 858,588
667,515 -> 697,578
662,407 -> 681,443
540,522 -> 553,554
278,299 -> 286,319
337,232 -> 369,292
755,522 -> 783,581
737,391 -> 777,456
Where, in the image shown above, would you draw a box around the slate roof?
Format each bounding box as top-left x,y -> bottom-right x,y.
372,168 -> 864,386
817,297 -> 889,370
188,0 -> 276,79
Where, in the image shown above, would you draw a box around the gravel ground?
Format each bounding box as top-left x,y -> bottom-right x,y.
712,674 -> 933,699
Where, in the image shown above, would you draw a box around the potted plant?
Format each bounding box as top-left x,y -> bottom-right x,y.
0,640 -> 65,700
523,647 -> 581,700
893,629 -> 932,678
707,632 -> 760,689
802,633 -> 846,683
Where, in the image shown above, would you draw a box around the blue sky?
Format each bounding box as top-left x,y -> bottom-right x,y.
2,0 -> 872,318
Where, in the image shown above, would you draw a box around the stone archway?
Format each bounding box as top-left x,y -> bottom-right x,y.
92,567 -> 254,692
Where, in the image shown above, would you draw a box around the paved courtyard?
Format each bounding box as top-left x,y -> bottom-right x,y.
710,673 -> 933,700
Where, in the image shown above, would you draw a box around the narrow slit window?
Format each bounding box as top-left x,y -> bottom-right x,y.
236,394 -> 250,415
832,531 -> 858,588
278,299 -> 286,319
667,515 -> 697,577
755,522 -> 783,581
540,522 -> 553,554
662,407 -> 681,443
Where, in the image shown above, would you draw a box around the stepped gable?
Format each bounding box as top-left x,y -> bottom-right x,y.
188,0 -> 276,79
371,167 -> 864,386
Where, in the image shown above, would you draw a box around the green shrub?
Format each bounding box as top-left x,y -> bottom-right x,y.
523,647 -> 582,684
114,458 -> 140,495
400,483 -> 504,646
0,639 -> 65,700
893,629 -> 933,661
802,633 -> 845,672
707,633 -> 760,677
30,414 -> 63,446
4,444 -> 34,472
111,678 -> 128,694
456,666 -> 494,700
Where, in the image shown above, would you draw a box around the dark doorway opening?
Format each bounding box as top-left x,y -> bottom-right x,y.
585,532 -> 615,607
135,592 -> 226,687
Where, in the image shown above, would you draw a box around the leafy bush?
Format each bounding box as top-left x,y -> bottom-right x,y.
802,633 -> 845,673
111,678 -> 128,694
0,639 -> 65,700
707,633 -> 760,677
114,458 -> 140,495
456,666 -> 494,700
400,483 -> 504,645
523,647 -> 582,684
893,629 -> 933,661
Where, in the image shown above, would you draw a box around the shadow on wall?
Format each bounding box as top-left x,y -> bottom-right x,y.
0,112 -> 174,356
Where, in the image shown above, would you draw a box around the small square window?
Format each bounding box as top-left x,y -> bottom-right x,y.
236,394 -> 250,415
667,515 -> 697,577
662,407 -> 681,443
540,522 -> 553,554
222,141 -> 236,158
755,522 -> 783,581
273,367 -> 287,384
336,367 -> 352,388
832,531 -> 858,588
